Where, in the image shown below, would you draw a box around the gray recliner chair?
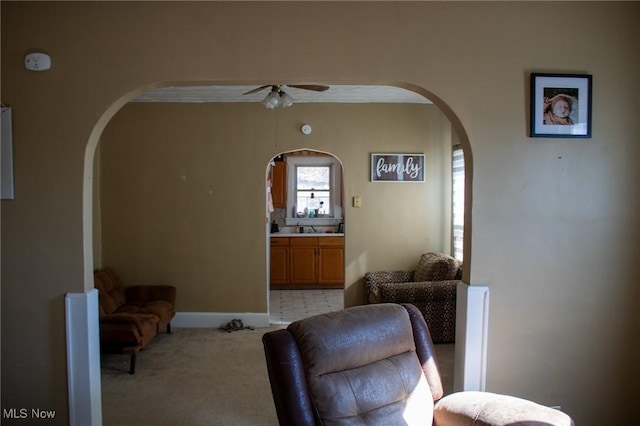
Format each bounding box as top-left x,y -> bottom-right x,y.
262,303 -> 574,426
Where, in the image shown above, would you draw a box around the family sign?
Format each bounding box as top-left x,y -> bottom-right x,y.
371,153 -> 425,182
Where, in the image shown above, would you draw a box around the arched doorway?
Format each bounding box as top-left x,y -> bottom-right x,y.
266,149 -> 346,324
79,82 -> 476,423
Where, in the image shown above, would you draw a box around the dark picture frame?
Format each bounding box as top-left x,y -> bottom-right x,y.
530,73 -> 592,138
371,153 -> 425,182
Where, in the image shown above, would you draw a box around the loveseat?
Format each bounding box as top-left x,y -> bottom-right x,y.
365,252 -> 461,343
94,267 -> 176,374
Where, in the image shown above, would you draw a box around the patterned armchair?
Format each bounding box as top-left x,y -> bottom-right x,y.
365,252 -> 461,343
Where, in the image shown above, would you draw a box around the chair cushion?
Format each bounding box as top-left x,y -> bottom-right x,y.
94,269 -> 126,315
288,304 -> 433,425
115,300 -> 174,326
99,313 -> 158,349
414,252 -> 460,282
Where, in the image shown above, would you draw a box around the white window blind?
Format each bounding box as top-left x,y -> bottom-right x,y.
452,145 -> 465,261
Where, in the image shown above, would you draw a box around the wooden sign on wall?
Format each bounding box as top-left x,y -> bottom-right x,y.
371,153 -> 425,182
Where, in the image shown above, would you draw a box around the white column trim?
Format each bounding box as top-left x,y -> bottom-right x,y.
454,283 -> 490,392
65,289 -> 102,426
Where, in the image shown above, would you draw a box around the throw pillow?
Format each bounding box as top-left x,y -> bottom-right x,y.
414,252 -> 460,282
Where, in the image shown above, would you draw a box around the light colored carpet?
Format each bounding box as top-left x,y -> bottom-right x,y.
101,326 -> 283,426
101,327 -> 454,425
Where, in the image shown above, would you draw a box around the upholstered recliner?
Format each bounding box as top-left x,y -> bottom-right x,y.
94,267 -> 176,374
262,303 -> 574,426
365,252 -> 461,343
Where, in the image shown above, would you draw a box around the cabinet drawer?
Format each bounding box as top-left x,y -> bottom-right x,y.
318,237 -> 344,247
290,237 -> 319,246
270,237 -> 290,246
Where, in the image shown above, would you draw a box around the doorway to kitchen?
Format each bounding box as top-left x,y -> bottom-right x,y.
267,149 -> 345,324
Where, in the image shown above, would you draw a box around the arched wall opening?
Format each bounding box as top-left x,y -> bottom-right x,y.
80,81 -> 475,422
265,149 -> 347,323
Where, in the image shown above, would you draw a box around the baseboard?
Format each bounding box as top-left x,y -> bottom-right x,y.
172,312 -> 271,329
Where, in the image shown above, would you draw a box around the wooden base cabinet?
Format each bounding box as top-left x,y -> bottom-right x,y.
289,238 -> 318,285
318,242 -> 345,285
270,238 -> 289,288
270,236 -> 344,289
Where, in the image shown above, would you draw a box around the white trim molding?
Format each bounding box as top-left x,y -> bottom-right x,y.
65,289 -> 102,426
454,283 -> 490,392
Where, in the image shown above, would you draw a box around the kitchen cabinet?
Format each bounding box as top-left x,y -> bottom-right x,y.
271,161 -> 286,208
289,238 -> 319,285
270,236 -> 344,289
318,238 -> 345,286
269,237 -> 289,289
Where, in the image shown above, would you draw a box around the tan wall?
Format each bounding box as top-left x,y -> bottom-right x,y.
98,102 -> 451,312
2,2 -> 639,424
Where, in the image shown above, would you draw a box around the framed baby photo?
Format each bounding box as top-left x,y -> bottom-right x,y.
530,73 -> 592,138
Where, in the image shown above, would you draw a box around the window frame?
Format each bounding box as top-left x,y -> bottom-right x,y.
285,156 -> 343,226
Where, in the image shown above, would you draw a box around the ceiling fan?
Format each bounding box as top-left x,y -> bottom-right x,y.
243,84 -> 330,109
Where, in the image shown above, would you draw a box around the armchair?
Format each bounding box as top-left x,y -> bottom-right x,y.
94,268 -> 176,373
262,303 -> 574,426
365,252 -> 461,343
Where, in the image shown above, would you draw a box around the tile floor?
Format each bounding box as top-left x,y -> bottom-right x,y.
269,289 -> 344,324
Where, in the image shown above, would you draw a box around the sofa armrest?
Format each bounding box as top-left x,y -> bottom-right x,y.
378,280 -> 459,303
125,285 -> 176,306
434,391 -> 574,426
365,270 -> 415,303
100,313 -> 159,337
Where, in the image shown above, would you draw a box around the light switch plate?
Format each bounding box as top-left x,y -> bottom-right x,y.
353,196 -> 362,208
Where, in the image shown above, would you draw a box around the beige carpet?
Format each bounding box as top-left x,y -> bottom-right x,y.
101,327 -> 454,425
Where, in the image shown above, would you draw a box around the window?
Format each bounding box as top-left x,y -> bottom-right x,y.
286,155 -> 342,226
452,145 -> 464,261
296,166 -> 331,216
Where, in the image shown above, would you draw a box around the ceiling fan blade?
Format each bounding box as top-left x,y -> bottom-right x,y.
242,85 -> 273,95
286,84 -> 330,92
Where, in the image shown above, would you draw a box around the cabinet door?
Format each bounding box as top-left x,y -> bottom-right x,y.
271,161 -> 286,208
289,246 -> 317,284
270,246 -> 289,288
318,246 -> 344,286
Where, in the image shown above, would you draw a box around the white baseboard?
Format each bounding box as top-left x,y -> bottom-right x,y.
172,312 -> 271,329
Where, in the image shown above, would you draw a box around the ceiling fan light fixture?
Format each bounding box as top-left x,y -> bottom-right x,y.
262,90 -> 281,109
246,83 -> 328,109
280,91 -> 293,108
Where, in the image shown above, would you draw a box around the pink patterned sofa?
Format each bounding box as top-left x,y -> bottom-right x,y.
365,252 -> 461,343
